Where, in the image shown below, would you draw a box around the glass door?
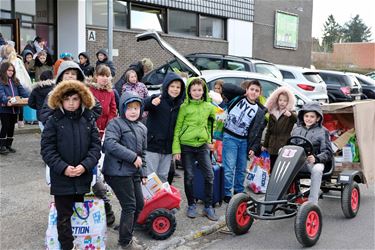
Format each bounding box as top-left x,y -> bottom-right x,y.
0,18 -> 20,53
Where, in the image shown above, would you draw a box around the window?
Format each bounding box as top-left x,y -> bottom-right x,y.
114,1 -> 128,29
86,0 -> 107,27
200,15 -> 224,39
281,70 -> 295,79
131,5 -> 164,32
255,63 -> 283,80
226,61 -> 246,71
256,80 -> 279,98
169,10 -> 196,36
303,73 -> 323,83
194,57 -> 222,70
208,77 -> 245,90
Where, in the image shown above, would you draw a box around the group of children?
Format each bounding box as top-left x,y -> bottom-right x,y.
1,42 -> 333,249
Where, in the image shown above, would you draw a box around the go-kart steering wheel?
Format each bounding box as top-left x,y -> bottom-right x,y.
286,136 -> 314,156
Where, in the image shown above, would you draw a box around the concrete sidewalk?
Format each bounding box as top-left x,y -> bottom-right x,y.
6,126 -> 228,250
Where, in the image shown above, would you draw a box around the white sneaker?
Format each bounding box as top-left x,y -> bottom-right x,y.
17,121 -> 25,128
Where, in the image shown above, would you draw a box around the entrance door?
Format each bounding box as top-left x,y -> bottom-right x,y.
0,18 -> 20,53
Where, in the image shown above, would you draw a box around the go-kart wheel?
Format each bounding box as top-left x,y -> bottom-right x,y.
225,193 -> 254,235
146,208 -> 176,240
341,182 -> 360,218
294,202 -> 322,247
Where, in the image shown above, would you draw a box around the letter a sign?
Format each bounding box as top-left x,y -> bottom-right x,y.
88,30 -> 96,42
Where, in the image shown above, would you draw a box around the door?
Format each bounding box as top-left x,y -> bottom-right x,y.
0,18 -> 20,53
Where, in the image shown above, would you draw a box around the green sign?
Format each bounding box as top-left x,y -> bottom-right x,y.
274,11 -> 299,49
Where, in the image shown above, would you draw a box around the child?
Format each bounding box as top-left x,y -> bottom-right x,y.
144,72 -> 185,182
0,62 -> 29,154
102,92 -> 147,250
222,80 -> 267,203
263,86 -> 297,171
121,69 -> 148,99
213,79 -> 228,108
28,70 -> 54,131
172,77 -> 218,221
40,80 -> 101,250
89,64 -> 117,139
291,102 -> 333,204
78,52 -> 95,78
22,49 -> 35,80
33,50 -> 54,81
96,49 -> 116,77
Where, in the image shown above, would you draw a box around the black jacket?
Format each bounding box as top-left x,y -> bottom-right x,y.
27,80 -> 54,121
78,52 -> 94,77
95,49 -> 116,77
41,108 -> 101,195
144,72 -> 185,154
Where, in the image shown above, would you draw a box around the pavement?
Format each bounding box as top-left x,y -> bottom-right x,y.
1,124 -> 228,250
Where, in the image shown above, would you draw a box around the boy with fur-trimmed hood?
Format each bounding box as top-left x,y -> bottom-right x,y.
41,80 -> 101,250
263,86 -> 297,171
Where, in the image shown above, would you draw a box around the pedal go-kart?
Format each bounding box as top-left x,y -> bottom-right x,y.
226,135 -> 365,247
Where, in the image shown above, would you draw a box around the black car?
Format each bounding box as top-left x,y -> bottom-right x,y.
318,70 -> 362,102
349,73 -> 375,99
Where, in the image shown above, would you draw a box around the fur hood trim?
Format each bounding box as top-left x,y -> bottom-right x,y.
32,79 -> 55,89
265,86 -> 296,115
48,80 -> 96,109
87,80 -> 113,91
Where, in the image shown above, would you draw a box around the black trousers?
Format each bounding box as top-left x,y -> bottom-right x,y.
104,175 -> 144,246
0,113 -> 17,138
54,194 -> 84,250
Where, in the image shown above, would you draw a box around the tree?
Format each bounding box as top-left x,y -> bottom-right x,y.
342,15 -> 372,42
322,15 -> 342,52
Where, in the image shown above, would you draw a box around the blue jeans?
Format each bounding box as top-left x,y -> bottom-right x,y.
222,133 -> 248,197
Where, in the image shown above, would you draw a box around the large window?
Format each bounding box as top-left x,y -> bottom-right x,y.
200,15 -> 224,39
131,5 -> 164,32
169,10 -> 197,36
86,0 -> 128,29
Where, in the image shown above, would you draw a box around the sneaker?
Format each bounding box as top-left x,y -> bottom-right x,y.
187,204 -> 198,218
203,206 -> 219,221
17,121 -> 25,128
119,239 -> 144,250
223,196 -> 232,203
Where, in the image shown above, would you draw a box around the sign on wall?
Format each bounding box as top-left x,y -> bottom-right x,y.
274,11 -> 299,50
88,30 -> 96,42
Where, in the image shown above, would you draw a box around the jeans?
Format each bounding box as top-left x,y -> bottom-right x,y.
104,175 -> 144,246
301,163 -> 324,204
145,151 -> 172,183
222,133 -> 248,197
54,194 -> 84,250
181,144 -> 213,207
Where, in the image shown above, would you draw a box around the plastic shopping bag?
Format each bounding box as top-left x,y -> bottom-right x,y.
245,151 -> 271,194
45,196 -> 107,250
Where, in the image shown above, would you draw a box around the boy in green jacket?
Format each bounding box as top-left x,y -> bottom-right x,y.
172,77 -> 218,221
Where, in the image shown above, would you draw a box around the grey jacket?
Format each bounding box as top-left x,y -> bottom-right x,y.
102,92 -> 147,177
291,102 -> 333,163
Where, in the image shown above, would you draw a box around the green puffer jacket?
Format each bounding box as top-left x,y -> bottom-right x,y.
172,77 -> 216,154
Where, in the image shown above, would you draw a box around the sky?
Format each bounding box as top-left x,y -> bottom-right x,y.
312,0 -> 375,41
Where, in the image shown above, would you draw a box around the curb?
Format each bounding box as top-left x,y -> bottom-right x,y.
14,125 -> 40,135
154,216 -> 226,250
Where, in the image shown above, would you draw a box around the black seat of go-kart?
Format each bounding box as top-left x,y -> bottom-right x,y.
296,160 -> 335,180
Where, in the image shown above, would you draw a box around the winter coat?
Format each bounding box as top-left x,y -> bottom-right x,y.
40,80 -> 101,196
39,61 -> 102,124
263,86 -> 297,155
33,53 -> 54,81
172,77 -> 216,154
0,79 -> 29,114
27,79 -> 54,121
291,102 -> 333,164
89,83 -> 117,137
144,72 -> 185,154
95,49 -> 116,77
78,52 -> 94,77
22,49 -> 35,79
102,92 -> 147,177
121,81 -> 148,98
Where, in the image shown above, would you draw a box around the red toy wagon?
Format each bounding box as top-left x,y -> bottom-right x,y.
137,185 -> 181,240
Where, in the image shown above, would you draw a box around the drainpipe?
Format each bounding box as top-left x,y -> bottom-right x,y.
107,0 -> 113,60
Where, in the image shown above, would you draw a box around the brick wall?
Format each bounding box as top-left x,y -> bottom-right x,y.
86,28 -> 228,82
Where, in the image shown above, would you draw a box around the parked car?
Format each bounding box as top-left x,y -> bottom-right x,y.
277,64 -> 328,103
318,70 -> 362,102
138,37 -> 282,89
365,71 -> 375,80
136,31 -> 311,108
348,73 -> 375,99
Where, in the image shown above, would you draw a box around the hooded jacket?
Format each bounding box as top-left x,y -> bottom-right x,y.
144,72 -> 185,154
39,61 -> 102,124
33,52 -> 54,81
27,79 -> 55,121
96,49 -> 116,77
102,92 -> 147,177
0,79 -> 29,114
40,80 -> 101,196
291,102 -> 333,164
172,77 -> 216,154
263,86 -> 297,155
78,52 -> 94,77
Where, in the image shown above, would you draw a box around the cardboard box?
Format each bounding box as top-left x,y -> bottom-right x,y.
9,96 -> 28,106
334,162 -> 361,173
333,128 -> 355,150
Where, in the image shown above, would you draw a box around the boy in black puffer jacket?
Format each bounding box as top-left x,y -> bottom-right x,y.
41,80 -> 101,250
78,52 -> 94,78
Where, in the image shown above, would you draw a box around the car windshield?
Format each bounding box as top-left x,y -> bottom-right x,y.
254,63 -> 283,81
303,72 -> 323,83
